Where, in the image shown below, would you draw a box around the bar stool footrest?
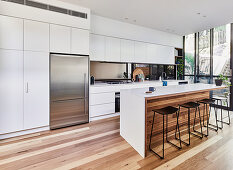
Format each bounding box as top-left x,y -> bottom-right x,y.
167,139 -> 182,150
217,120 -> 230,125
191,131 -> 203,139
175,136 -> 190,146
149,148 -> 164,159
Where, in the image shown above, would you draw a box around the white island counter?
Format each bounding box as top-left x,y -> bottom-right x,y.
120,84 -> 226,158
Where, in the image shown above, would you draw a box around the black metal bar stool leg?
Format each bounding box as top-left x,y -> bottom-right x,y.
207,103 -> 219,131
192,106 -> 203,138
166,114 -> 182,150
149,111 -> 164,159
216,99 -> 231,126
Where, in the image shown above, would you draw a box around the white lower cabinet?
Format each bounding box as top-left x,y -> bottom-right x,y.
0,50 -> 24,134
90,92 -> 115,106
90,103 -> 115,117
23,51 -> 49,130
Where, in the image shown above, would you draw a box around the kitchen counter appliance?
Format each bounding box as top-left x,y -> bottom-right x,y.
50,54 -> 89,129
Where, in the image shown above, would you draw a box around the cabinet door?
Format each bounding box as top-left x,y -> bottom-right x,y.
71,28 -> 89,55
147,43 -> 157,64
24,51 -> 49,130
50,24 -> 71,53
121,39 -> 134,62
24,20 -> 49,52
90,34 -> 105,61
0,50 -> 24,134
160,46 -> 175,64
156,45 -> 175,64
105,37 -> 121,62
134,41 -> 147,63
0,15 -> 23,50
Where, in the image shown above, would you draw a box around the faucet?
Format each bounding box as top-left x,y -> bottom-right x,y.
161,72 -> 167,80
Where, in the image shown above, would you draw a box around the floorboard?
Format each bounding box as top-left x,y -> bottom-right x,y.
0,110 -> 233,170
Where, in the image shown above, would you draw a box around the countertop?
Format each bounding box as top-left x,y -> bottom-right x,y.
90,80 -> 188,87
121,83 -> 226,98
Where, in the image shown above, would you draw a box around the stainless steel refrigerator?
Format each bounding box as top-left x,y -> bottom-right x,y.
50,54 -> 89,129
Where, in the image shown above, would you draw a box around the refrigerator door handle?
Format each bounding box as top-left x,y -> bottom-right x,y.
84,73 -> 87,115
26,82 -> 29,93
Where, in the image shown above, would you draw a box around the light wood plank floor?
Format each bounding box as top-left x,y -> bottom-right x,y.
0,111 -> 233,170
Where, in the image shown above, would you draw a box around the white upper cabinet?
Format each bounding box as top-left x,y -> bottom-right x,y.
105,37 -> 121,62
50,24 -> 71,53
155,45 -> 175,64
23,51 -> 49,130
147,44 -> 175,64
147,43 -> 157,64
134,41 -> 147,63
90,34 -> 105,61
0,15 -> 23,50
0,50 -> 24,134
121,39 -> 134,63
24,20 -> 49,52
71,28 -> 89,55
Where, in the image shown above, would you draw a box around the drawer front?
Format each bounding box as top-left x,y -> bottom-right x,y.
90,92 -> 115,105
90,103 -> 115,117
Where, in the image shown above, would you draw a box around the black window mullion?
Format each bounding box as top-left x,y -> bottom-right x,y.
210,28 -> 214,84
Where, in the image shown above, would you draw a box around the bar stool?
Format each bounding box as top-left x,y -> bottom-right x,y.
149,106 -> 182,159
177,102 -> 203,146
212,95 -> 231,128
198,98 -> 219,137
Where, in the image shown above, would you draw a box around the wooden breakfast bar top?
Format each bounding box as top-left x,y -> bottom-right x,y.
120,84 -> 226,158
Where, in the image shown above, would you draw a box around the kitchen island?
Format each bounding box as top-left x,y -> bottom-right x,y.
120,84 -> 226,158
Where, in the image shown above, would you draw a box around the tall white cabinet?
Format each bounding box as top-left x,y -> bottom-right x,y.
23,51 -> 49,130
0,50 -> 24,134
0,15 -> 23,50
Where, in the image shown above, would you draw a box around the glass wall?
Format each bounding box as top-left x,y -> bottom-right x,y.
213,24 -> 231,76
184,24 -> 232,109
185,34 -> 195,75
198,30 -> 210,75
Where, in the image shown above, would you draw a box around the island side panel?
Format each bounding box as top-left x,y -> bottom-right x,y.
120,89 -> 146,158
145,91 -> 210,156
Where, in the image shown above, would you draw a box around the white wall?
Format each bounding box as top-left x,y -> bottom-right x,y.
90,15 -> 183,48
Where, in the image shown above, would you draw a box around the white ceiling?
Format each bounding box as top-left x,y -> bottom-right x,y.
60,0 -> 233,36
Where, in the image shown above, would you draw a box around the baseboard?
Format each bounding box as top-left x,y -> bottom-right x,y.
0,126 -> 50,140
90,112 -> 120,121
